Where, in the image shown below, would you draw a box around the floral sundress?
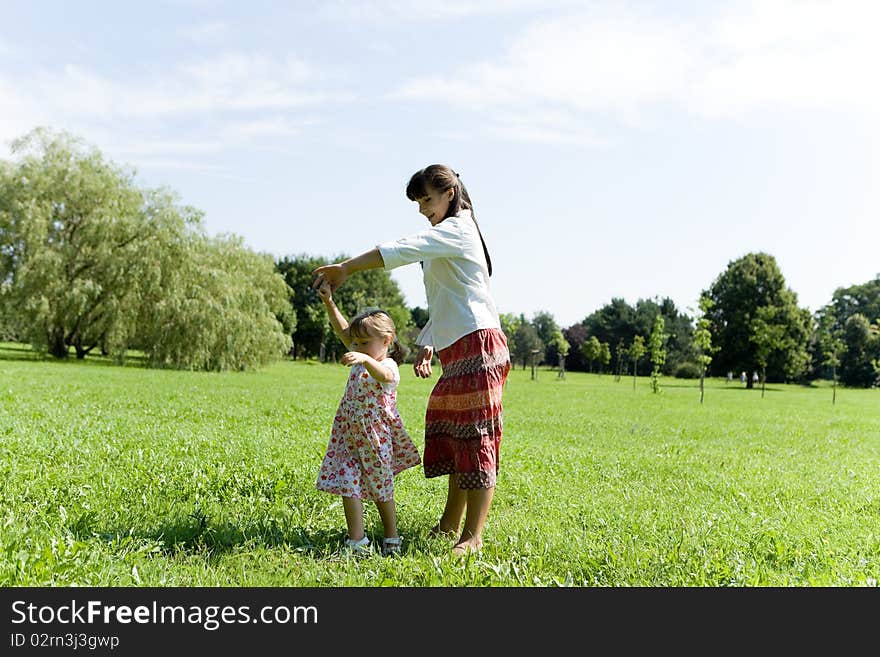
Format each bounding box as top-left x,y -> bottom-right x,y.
316,358 -> 421,502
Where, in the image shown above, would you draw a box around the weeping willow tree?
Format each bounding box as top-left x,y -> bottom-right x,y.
0,127 -> 292,370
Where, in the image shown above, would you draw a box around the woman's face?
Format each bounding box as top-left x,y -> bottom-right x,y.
414,183 -> 454,226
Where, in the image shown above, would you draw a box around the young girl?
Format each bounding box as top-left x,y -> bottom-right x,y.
315,281 -> 421,556
312,164 -> 510,555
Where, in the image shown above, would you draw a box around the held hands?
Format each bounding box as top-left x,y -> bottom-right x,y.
312,263 -> 347,294
340,351 -> 369,367
316,279 -> 332,301
413,345 -> 434,378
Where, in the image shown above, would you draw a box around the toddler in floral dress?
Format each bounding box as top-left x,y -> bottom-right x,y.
315,281 -> 421,556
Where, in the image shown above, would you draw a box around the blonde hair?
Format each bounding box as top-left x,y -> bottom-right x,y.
349,308 -> 407,362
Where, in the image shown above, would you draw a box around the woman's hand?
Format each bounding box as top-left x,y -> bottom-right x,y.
413,345 -> 434,378
312,263 -> 347,293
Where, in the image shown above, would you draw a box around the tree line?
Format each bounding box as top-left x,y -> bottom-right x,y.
2,128 -> 878,387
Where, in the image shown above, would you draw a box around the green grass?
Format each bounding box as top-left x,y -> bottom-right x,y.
1,341 -> 878,586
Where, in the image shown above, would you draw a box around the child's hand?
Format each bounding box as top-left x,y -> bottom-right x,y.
317,280 -> 332,300
340,351 -> 368,367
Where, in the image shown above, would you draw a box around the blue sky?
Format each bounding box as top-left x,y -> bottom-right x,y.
2,0 -> 877,328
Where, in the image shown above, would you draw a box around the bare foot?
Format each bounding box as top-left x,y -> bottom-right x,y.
452,537 -> 483,556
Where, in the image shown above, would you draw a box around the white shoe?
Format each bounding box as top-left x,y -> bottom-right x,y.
343,536 -> 371,556
382,536 -> 402,557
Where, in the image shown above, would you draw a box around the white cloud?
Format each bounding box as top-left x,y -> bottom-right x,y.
693,0 -> 880,116
0,50 -> 347,158
220,116 -> 321,140
176,21 -> 230,44
318,0 -> 576,23
20,53 -> 338,119
392,1 -> 880,141
391,7 -> 696,130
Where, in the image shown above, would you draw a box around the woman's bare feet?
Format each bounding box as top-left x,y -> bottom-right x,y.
452,536 -> 483,556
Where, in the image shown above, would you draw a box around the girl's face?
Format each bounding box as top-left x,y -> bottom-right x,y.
350,330 -> 391,360
415,183 -> 454,226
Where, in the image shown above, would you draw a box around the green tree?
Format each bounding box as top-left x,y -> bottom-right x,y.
693,295 -> 717,404
630,335 -> 646,390
750,306 -> 787,398
817,309 -> 846,403
615,338 -> 626,382
648,314 -> 668,393
532,310 -> 568,366
581,296 -> 693,376
138,232 -> 293,371
580,335 -> 601,373
704,252 -> 812,387
513,315 -> 543,370
275,254 -> 411,361
0,128 -> 188,359
823,276 -> 880,334
839,313 -> 880,388
562,323 -> 589,372
598,341 -> 611,374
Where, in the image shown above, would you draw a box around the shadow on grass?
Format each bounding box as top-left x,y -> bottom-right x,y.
72,509 -> 437,560
0,341 -> 149,367
73,512 -> 358,560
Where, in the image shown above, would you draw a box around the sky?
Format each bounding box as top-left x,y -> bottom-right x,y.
1,0 -> 878,328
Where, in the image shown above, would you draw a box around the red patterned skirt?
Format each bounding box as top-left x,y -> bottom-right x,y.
422,328 -> 511,489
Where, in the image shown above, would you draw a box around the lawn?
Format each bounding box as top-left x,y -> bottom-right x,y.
1,342 -> 878,586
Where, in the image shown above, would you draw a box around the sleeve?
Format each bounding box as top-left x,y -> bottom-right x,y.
381,358 -> 401,389
415,318 -> 433,348
377,221 -> 462,270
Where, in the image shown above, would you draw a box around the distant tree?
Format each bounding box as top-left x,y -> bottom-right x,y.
816,309 -> 846,403
704,252 -> 812,386
580,336 -> 601,373
513,317 -> 543,370
648,314 -> 668,393
615,338 -> 626,381
823,276 -> 880,334
411,306 -> 430,329
750,305 -> 787,398
532,310 -> 564,365
630,335 -> 646,390
500,313 -> 522,366
582,296 -> 693,377
598,341 -> 611,374
276,254 -> 411,360
839,313 -> 880,387
693,295 -> 717,404
275,254 -> 329,359
562,323 -> 589,372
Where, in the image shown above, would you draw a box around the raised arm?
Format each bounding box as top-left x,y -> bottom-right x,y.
317,281 -> 351,349
312,248 -> 385,293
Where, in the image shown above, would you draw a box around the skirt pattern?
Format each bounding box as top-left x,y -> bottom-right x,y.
423,328 -> 510,489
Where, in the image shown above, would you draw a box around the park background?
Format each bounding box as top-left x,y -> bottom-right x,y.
1,2 -> 878,586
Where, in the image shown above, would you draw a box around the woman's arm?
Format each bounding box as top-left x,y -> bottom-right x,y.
312,249 -> 385,292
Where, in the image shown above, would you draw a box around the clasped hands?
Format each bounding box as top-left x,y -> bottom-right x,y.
311,263 -> 434,379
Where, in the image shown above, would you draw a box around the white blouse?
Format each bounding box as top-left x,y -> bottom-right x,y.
377,210 -> 501,351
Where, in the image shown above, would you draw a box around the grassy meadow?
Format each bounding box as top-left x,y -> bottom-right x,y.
1,341 -> 878,587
